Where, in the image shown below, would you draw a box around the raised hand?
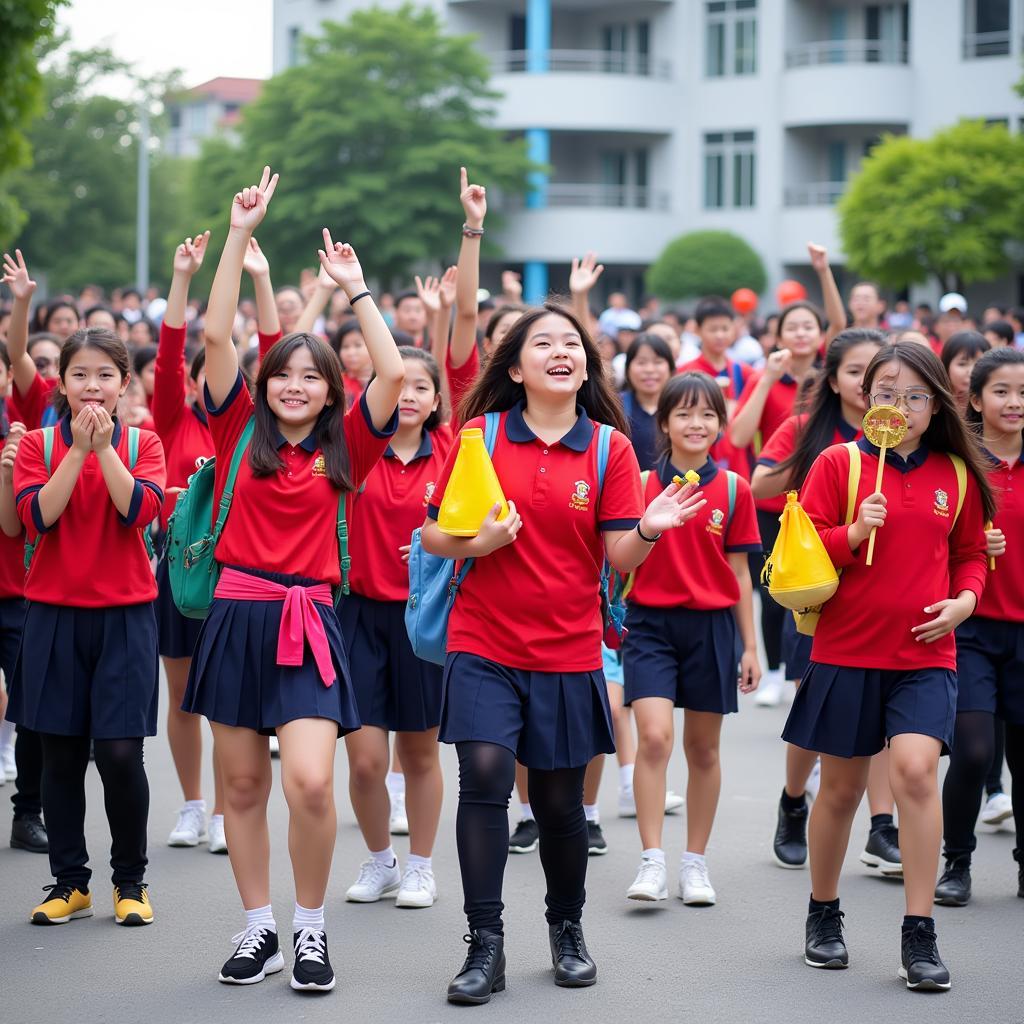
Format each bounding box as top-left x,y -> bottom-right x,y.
230,165 -> 279,233
70,407 -> 95,453
438,265 -> 458,308
242,237 -> 270,279
90,406 -> 116,452
501,270 -> 523,301
415,274 -> 442,315
460,166 -> 487,229
763,348 -> 793,384
173,232 -> 211,276
0,423 -> 26,487
639,481 -> 707,536
807,242 -> 829,274
569,252 -> 605,296
2,250 -> 37,301
317,229 -> 368,298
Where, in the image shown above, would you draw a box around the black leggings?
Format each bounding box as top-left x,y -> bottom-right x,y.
1004,722 -> 1024,854
39,735 -> 149,890
987,720 -> 1006,795
753,510 -> 785,671
11,725 -> 42,820
455,741 -> 588,934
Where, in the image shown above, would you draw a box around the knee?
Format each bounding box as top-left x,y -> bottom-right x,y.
286,770 -> 334,817
684,740 -> 719,774
458,747 -> 515,808
93,740 -> 143,779
223,770 -> 271,813
349,752 -> 387,791
892,757 -> 936,803
820,780 -> 863,817
396,745 -> 438,779
638,726 -> 674,763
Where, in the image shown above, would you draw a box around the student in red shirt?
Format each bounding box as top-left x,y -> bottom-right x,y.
622,372 -> 761,906
936,347 -> 1024,905
180,168 -> 403,993
10,328 -> 166,928
783,341 -> 993,992
340,347 -> 452,910
422,302 -> 706,1005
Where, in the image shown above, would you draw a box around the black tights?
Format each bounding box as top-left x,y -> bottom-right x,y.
987,719 -> 1006,795
39,734 -> 149,890
455,741 -> 588,934
753,510 -> 784,670
1004,722 -> 1024,855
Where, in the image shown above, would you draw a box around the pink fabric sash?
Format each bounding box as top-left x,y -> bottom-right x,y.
214,567 -> 336,687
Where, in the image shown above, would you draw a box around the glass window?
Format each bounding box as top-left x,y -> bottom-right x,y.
704,131 -> 756,209
964,0 -> 1011,57
287,26 -> 300,67
827,140 -> 847,182
705,1 -> 757,77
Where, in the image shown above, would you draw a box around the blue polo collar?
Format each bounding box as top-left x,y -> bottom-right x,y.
505,400 -> 594,453
274,429 -> 318,453
657,455 -> 718,489
837,417 -> 858,442
857,436 -> 929,473
60,412 -> 122,448
386,429 -> 433,461
190,402 -> 208,428
981,445 -> 1024,468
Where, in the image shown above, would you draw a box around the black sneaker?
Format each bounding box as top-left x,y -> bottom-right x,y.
804,904 -> 848,969
291,929 -> 335,991
509,818 -> 539,854
11,815 -> 48,853
548,920 -> 597,987
934,856 -> 971,907
218,925 -> 285,985
860,824 -> 902,876
773,794 -> 808,869
587,821 -> 608,856
899,920 -> 951,991
447,929 -> 506,1005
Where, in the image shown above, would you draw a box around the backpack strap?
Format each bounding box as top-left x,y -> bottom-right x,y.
725,469 -> 737,520
337,491 -> 350,596
127,425 -> 140,469
211,417 -> 255,545
948,453 -> 967,526
42,426 -> 54,474
483,410 -> 500,455
844,441 -> 861,525
730,361 -> 745,401
596,423 -> 613,491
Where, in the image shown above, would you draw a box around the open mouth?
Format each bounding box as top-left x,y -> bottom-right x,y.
547,365 -> 573,378
281,398 -> 308,409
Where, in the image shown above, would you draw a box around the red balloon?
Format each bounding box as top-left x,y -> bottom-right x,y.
776,279 -> 808,306
731,288 -> 758,315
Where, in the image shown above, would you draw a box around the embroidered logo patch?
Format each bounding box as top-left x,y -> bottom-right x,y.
569,480 -> 591,511
423,481 -> 435,507
933,488 -> 949,517
312,454 -> 327,477
706,508 -> 725,536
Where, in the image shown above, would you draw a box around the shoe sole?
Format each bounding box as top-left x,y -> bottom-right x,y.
208,845 -> 229,855
167,836 -> 205,848
11,838 -> 49,854
588,847 -> 608,857
396,893 -> 436,908
219,950 -> 285,985
860,852 -> 903,876
680,894 -> 716,906
345,884 -> 400,903
31,907 -> 93,925
447,976 -> 505,1005
980,809 -> 1013,825
509,841 -> 539,854
933,893 -> 969,907
617,810 -> 637,819
772,850 -> 807,870
805,956 -> 848,969
389,820 -> 409,835
554,975 -> 597,988
626,889 -> 668,901
898,967 -> 951,991
115,912 -> 153,926
665,802 -> 684,815
290,975 -> 336,991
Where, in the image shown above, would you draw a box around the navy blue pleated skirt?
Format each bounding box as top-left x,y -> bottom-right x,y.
955,616 -> 1024,724
338,591 -> 442,732
782,612 -> 813,682
155,556 -> 205,659
0,596 -> 26,682
181,566 -> 361,737
7,601 -> 158,739
439,651 -> 615,770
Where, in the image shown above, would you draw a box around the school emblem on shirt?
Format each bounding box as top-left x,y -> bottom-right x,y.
933,488 -> 949,517
706,508 -> 725,537
569,480 -> 591,511
312,454 -> 327,477
423,481 -> 435,507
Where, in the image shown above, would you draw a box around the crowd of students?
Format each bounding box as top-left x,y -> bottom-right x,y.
0,165 -> 1021,1002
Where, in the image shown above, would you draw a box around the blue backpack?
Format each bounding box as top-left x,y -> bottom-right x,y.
405,414 -> 620,665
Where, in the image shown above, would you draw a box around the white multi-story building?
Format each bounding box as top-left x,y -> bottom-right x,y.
166,78 -> 264,159
273,0 -> 1024,307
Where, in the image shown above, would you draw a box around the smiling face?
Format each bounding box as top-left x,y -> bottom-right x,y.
627,343 -> 672,400
830,342 -> 880,419
508,312 -> 587,397
971,363 -> 1024,440
265,343 -> 332,431
398,356 -> 440,429
664,392 -> 720,460
60,345 -> 129,417
778,306 -> 822,359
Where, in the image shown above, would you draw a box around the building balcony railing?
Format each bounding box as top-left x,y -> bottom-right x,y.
962,31 -> 1011,58
504,183 -> 670,210
785,39 -> 908,68
784,182 -> 847,207
491,49 -> 672,79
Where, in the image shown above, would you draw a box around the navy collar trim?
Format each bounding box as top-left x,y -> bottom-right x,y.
980,444 -> 1024,468
856,436 -> 929,472
190,403 -> 208,428
386,429 -> 433,461
274,429 -> 318,453
60,413 -> 122,448
657,455 -> 718,489
837,418 -> 858,442
505,400 -> 595,453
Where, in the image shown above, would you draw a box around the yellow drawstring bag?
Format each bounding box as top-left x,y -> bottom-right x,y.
761,492 -> 839,611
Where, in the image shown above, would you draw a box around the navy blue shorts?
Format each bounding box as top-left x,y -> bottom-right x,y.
622,604 -> 740,714
782,612 -> 812,682
182,566 -> 360,737
439,652 -> 614,770
955,617 -> 1024,725
7,601 -> 158,739
338,591 -> 442,732
155,556 -> 204,660
0,596 -> 26,683
782,661 -> 957,758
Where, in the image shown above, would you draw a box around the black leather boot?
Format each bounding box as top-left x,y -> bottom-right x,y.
447,929 -> 505,1005
548,920 -> 597,987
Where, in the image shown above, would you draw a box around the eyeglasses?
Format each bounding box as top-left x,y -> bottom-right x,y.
869,389 -> 934,412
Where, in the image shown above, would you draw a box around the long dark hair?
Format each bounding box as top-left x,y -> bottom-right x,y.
966,346 -> 1024,427
622,332 -> 674,394
775,329 -> 885,489
863,342 -> 996,521
54,327 -> 130,418
655,372 -> 726,458
458,303 -> 629,434
250,332 -> 353,491
398,345 -> 444,431
941,330 -> 990,374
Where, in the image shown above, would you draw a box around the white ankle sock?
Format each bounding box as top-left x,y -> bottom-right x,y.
406,853 -> 432,871
245,904 -> 276,932
210,813 -> 224,824
520,802 -> 534,821
371,846 -> 396,867
583,804 -> 599,823
184,798 -> 206,811
293,902 -> 324,932
681,851 -> 706,866
386,771 -> 406,797
619,763 -> 635,789
641,847 -> 666,865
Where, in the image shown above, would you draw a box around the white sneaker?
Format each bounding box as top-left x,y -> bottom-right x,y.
755,669 -> 785,707
679,859 -> 716,905
168,804 -> 207,847
618,786 -> 685,818
208,815 -> 228,854
805,759 -> 821,803
0,743 -> 16,782
626,858 -> 668,901
345,857 -> 401,902
395,864 -> 437,908
268,735 -> 280,758
980,791 -> 1014,826
389,793 -> 409,835
665,790 -> 685,815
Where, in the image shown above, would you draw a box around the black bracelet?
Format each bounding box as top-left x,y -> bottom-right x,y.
636,523 -> 661,544
349,290 -> 371,306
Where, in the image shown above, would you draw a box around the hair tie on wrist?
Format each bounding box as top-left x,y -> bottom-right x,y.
350,290 -> 371,306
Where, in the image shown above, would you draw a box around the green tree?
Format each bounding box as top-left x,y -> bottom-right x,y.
838,120 -> 1024,291
5,44 -> 188,294
189,3 -> 532,288
645,230 -> 766,300
0,1 -> 68,242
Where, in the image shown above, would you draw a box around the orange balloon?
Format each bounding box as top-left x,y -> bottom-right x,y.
776,279 -> 808,306
731,288 -> 758,315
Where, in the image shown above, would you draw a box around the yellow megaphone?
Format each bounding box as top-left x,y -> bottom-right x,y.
437,428 -> 509,537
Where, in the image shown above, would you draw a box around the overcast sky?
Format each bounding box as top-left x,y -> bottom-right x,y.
58,0 -> 275,88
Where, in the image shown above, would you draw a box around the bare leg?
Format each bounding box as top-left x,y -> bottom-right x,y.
808,754 -> 871,901
609,684 -> 636,766
867,748 -> 896,816
682,711 -> 723,855
165,656 -> 203,802
395,729 -> 443,858
514,762 -> 530,810
583,754 -> 603,807
344,725 -> 391,853
632,697 -> 674,850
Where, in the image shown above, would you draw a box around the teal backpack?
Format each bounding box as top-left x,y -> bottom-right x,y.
24,425 -> 153,570
164,417 -> 350,619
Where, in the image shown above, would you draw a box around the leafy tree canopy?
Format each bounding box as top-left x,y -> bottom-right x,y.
646,230 -> 767,300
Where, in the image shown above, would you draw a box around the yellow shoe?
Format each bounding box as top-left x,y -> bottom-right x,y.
113,883 -> 154,926
31,884 -> 93,925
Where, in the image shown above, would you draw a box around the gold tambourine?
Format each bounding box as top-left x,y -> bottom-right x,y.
861,405 -> 908,566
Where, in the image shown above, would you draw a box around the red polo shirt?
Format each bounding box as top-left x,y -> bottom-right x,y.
15,417 -> 166,607
755,413 -> 860,487
7,372 -> 57,430
677,354 -> 753,401
349,424 -> 455,601
0,401 -> 26,600
801,439 -> 987,671
427,402 -> 643,672
206,373 -> 397,584
627,456 -> 761,610
446,347 -> 480,433
978,449 -> 1024,622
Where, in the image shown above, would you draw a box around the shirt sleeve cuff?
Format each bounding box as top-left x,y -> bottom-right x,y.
599,517 -> 641,531
823,525 -> 859,569
119,480 -> 164,527
754,457 -> 778,468
359,390 -> 399,439
20,487 -> 55,535
951,567 -> 986,606
426,504 -> 440,521
726,543 -> 763,553
204,372 -> 244,417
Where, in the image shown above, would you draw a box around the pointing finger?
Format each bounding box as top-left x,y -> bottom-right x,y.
460,166 -> 468,192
